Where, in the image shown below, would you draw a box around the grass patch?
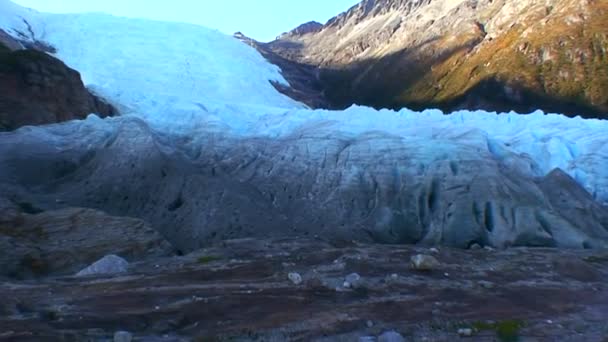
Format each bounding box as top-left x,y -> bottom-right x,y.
583,254 -> 608,263
471,320 -> 525,342
197,255 -> 221,264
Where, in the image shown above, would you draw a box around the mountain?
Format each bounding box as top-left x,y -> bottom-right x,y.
266,0 -> 608,118
276,21 -> 323,40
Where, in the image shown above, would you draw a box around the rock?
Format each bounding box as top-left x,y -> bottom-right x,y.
0,41 -> 116,131
344,273 -> 362,288
305,277 -> 324,289
288,272 -> 303,285
429,247 -> 440,254
113,331 -> 133,342
278,21 -> 323,39
478,280 -> 495,289
0,206 -> 173,279
470,243 -> 483,250
0,29 -> 22,51
76,255 -> 129,277
458,328 -> 473,337
410,254 -> 440,271
378,331 -> 405,342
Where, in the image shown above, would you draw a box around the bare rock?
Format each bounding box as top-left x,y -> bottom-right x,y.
478,280 -> 496,289
76,255 -> 128,277
288,272 -> 303,285
113,331 -> 133,342
0,205 -> 173,279
458,328 -> 474,337
410,254 -> 440,271
378,331 -> 406,342
344,272 -> 362,288
0,39 -> 116,131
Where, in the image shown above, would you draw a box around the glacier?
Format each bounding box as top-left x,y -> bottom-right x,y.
0,0 -> 607,250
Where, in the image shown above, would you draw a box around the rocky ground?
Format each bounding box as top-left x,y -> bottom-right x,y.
1,237 -> 607,341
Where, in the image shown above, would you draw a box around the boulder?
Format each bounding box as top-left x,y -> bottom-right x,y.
288,272 -> 303,285
76,255 -> 129,277
113,331 -> 133,342
410,254 -> 441,271
378,331 -> 406,342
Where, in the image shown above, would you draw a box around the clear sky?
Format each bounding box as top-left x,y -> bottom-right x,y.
12,0 -> 360,42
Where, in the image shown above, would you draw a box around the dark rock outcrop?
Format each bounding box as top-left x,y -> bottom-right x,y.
0,39 -> 116,131
0,29 -> 22,51
0,197 -> 174,279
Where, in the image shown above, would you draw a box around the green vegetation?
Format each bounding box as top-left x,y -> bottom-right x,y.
197,255 -> 221,264
470,320 -> 525,342
583,254 -> 608,263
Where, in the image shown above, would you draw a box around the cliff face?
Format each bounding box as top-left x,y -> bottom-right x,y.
0,32 -> 116,131
267,0 -> 608,117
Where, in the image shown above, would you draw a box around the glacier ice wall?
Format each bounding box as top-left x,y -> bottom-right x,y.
0,2 -> 607,250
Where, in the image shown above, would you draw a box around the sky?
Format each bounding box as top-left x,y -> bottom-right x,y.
11,0 -> 360,42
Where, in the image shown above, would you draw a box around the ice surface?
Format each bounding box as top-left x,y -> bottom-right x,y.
0,0 -> 607,205
0,0 -> 42,42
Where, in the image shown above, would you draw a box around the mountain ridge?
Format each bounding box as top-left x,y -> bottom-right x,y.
264,0 -> 608,118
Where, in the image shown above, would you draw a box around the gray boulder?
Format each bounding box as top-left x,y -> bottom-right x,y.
378,331 -> 406,342
113,331 -> 133,342
76,255 -> 129,277
410,254 -> 440,271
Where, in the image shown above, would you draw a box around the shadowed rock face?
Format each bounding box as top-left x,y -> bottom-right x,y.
1,117 -> 606,252
0,36 -> 116,131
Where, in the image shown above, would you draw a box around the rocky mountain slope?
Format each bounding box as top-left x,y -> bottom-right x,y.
276,21 -> 323,40
0,31 -> 116,131
266,0 -> 608,117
